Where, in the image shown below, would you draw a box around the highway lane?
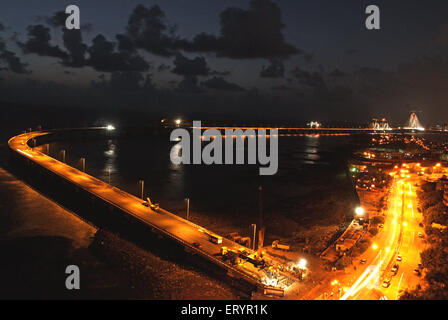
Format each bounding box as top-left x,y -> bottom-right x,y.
8,130 -> 281,289
381,176 -> 426,299
340,178 -> 402,300
342,172 -> 426,300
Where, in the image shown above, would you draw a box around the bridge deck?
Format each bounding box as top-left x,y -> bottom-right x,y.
8,130 -> 274,290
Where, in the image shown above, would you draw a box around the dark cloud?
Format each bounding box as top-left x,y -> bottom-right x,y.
270,85 -> 291,91
0,41 -> 30,74
119,4 -> 182,57
87,34 -> 149,72
210,69 -> 231,76
172,54 -> 209,76
0,23 -> 4,32
22,11 -> 151,73
290,67 -> 327,90
91,71 -> 146,91
46,11 -> 66,28
201,76 -> 245,91
18,25 -> 67,59
61,29 -> 87,67
187,0 -> 298,59
302,52 -> 315,64
329,68 -> 348,77
188,32 -> 219,52
177,75 -> 204,93
260,59 -> 284,78
157,63 -> 171,72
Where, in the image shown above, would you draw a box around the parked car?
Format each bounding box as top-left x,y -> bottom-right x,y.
360,259 -> 367,264
396,254 -> 402,262
413,268 -> 421,276
379,224 -> 384,228
418,232 -> 424,239
382,278 -> 391,288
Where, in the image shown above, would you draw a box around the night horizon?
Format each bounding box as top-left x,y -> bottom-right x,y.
1,1 -> 448,124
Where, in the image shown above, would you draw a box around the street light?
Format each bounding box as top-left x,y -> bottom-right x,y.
298,258 -> 307,270
81,157 -> 86,172
355,207 -> 365,217
175,119 -> 182,126
251,224 -> 257,251
108,168 -> 111,185
106,124 -> 115,131
61,149 -> 66,163
139,180 -> 144,200
185,198 -> 190,221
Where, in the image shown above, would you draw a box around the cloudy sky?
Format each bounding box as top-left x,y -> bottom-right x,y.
1,0 -> 448,125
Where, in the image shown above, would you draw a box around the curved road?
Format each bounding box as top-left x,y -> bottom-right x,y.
8,129 -> 281,292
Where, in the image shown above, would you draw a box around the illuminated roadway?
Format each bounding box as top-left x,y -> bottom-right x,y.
9,128 -> 435,299
8,129 -> 281,292
340,171 -> 425,300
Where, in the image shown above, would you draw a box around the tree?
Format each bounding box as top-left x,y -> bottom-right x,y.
371,215 -> 385,225
423,202 -> 447,226
335,255 -> 352,270
352,239 -> 371,257
369,227 -> 379,236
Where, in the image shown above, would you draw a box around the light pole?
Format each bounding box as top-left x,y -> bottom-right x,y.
81,157 -> 86,172
61,149 -> 66,163
251,224 -> 257,251
185,198 -> 190,220
108,168 -> 111,185
355,206 -> 365,223
139,180 -> 144,200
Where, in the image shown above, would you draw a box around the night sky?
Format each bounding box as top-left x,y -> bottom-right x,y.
1,0 -> 448,124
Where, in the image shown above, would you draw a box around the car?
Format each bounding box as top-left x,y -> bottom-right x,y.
141,201 -> 149,207
418,263 -> 423,269
360,259 -> 367,264
418,232 -> 424,239
396,254 -> 402,262
382,278 -> 391,288
379,224 -> 384,228
419,222 -> 423,227
413,268 -> 421,276
391,264 -> 399,275
192,242 -> 202,249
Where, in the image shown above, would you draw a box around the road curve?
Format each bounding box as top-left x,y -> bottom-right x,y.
8,129 -> 272,291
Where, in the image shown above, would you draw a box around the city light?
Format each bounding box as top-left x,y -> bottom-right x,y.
355,207 -> 365,216
106,124 -> 115,131
297,259 -> 307,270
175,119 -> 182,126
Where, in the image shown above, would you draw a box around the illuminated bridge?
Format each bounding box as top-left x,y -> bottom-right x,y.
8,128 -> 290,297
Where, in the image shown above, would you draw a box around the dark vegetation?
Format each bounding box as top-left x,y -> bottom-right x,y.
401,181 -> 448,300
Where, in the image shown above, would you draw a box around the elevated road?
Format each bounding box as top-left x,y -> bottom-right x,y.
8,129 -> 286,294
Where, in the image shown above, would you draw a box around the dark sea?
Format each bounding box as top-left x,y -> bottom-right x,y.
46,133 -> 371,227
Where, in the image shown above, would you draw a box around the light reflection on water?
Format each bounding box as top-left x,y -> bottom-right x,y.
48,134 -> 369,219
